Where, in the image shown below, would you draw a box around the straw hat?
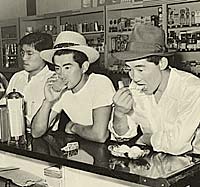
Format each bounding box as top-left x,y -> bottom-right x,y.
113,24 -> 176,61
40,31 -> 99,64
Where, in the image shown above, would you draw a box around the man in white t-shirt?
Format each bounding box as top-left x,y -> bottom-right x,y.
109,24 -> 200,155
6,32 -> 54,123
31,31 -> 116,143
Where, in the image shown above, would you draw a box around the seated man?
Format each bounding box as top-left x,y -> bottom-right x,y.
109,24 -> 200,155
31,31 -> 116,143
6,32 -> 54,125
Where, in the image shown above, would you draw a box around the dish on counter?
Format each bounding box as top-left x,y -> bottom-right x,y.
108,144 -> 150,159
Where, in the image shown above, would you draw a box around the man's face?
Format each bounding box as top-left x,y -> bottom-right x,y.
54,53 -> 84,91
126,58 -> 162,95
20,44 -> 45,73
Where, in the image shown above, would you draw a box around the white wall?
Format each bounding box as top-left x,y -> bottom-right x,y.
0,0 -> 26,20
0,0 -> 82,21
36,0 -> 81,15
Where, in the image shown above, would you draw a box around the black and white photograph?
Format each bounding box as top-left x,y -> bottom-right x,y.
0,0 -> 200,186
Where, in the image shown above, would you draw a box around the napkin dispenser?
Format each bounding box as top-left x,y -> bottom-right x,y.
6,89 -> 26,144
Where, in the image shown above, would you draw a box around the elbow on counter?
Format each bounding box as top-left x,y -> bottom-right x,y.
167,144 -> 192,156
153,142 -> 192,156
93,131 -> 110,143
31,128 -> 46,139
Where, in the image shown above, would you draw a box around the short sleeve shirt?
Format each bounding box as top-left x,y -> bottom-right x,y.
52,73 -> 116,126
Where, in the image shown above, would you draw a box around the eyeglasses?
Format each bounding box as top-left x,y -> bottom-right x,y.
20,50 -> 39,58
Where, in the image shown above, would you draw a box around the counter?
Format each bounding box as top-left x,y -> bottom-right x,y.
0,131 -> 200,187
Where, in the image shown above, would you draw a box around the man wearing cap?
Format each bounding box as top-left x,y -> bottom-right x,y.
109,24 -> 200,155
6,32 -> 54,125
31,31 -> 116,143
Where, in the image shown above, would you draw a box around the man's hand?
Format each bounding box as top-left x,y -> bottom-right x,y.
44,74 -> 66,103
113,87 -> 135,115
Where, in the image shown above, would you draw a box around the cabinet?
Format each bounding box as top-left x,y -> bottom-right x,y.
104,0 -> 200,77
3,0 -> 200,77
20,6 -> 106,69
0,18 -> 21,73
105,2 -> 163,73
166,1 -> 200,76
58,7 -> 105,68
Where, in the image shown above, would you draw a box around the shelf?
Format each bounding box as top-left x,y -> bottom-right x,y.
168,26 -> 200,33
2,38 -> 17,41
81,31 -> 104,35
108,31 -> 132,36
3,54 -> 17,57
175,51 -> 200,53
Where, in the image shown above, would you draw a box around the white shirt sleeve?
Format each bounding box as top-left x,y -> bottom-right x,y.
92,76 -> 116,109
109,112 -> 138,141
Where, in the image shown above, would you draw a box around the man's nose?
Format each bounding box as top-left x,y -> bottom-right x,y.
132,71 -> 141,83
56,69 -> 65,79
22,53 -> 30,61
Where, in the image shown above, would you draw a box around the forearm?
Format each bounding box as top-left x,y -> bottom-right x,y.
113,108 -> 129,136
71,124 -> 109,143
31,99 -> 54,138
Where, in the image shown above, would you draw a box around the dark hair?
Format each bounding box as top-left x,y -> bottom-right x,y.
52,49 -> 89,68
19,32 -> 53,52
146,56 -> 162,65
146,55 -> 174,67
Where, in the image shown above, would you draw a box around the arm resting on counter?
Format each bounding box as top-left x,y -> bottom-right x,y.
109,108 -> 138,141
31,99 -> 58,138
70,105 -> 112,143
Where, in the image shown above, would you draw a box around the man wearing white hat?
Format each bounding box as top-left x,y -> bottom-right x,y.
109,24 -> 200,155
31,31 -> 116,143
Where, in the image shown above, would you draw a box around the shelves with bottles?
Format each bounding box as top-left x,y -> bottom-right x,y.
105,3 -> 162,70
0,18 -> 21,72
59,8 -> 105,55
167,1 -> 200,29
167,1 -> 200,53
1,42 -> 18,69
19,15 -> 58,38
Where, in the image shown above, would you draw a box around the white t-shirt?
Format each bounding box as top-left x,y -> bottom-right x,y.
52,73 -> 116,126
109,68 -> 200,155
6,66 -> 54,122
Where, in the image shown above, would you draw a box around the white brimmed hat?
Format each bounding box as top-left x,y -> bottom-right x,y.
40,31 -> 99,64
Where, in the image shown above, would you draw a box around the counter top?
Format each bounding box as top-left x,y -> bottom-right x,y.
0,131 -> 200,187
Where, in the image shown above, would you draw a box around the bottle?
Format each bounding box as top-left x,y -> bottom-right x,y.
191,11 -> 195,26
180,8 -> 186,27
196,32 -> 200,51
115,35 -> 121,52
111,37 -> 116,52
185,8 -> 190,27
179,33 -> 187,51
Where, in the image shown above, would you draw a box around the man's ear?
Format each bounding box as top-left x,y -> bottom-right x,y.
81,61 -> 90,73
159,57 -> 168,70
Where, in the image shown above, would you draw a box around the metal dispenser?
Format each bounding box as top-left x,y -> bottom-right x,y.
6,89 -> 26,145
